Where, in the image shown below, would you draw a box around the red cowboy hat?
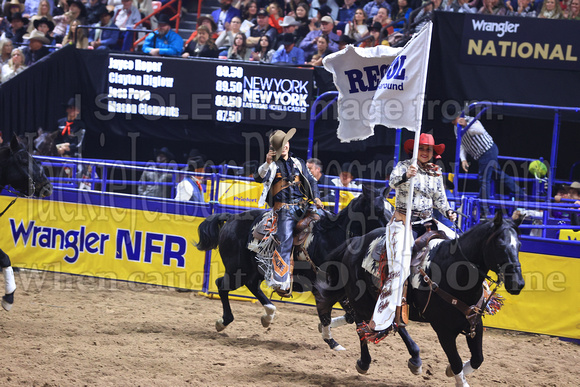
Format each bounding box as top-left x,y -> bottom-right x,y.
403,133 -> 445,155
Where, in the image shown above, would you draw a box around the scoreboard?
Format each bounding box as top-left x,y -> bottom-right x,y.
106,54 -> 314,129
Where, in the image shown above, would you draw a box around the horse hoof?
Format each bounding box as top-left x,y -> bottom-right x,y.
216,318 -> 227,332
261,304 -> 276,328
446,364 -> 456,377
324,338 -> 345,351
408,359 -> 423,375
2,292 -> 14,312
355,359 -> 369,375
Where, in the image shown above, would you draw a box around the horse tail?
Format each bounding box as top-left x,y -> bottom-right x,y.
196,213 -> 232,251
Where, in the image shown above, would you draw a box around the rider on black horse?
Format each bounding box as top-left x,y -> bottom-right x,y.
253,128 -> 323,297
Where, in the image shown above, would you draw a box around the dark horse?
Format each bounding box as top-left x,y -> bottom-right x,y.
317,211 -> 525,385
0,136 -> 53,311
196,186 -> 391,350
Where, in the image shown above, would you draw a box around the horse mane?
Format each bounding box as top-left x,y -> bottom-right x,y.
314,191 -> 370,233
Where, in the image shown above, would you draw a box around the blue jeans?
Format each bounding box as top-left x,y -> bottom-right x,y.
478,144 -> 521,214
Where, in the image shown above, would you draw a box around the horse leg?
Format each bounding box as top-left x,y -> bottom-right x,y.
356,337 -> 372,374
215,276 -> 234,332
463,322 -> 484,375
244,275 -> 276,328
1,249 -> 15,312
312,288 -> 346,351
435,329 -> 469,387
397,327 -> 423,375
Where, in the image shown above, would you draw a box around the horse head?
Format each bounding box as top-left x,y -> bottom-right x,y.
1,136 -> 53,198
33,128 -> 59,156
482,211 -> 525,295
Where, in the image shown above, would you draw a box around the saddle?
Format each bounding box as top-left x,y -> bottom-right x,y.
251,208 -> 320,248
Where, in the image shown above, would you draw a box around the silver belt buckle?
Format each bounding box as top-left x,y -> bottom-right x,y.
420,210 -> 431,220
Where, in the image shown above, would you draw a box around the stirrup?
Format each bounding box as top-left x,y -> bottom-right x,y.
356,321 -> 394,344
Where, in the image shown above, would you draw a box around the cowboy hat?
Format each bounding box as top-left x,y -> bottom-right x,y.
7,12 -> 28,24
157,13 -> 172,26
33,17 -> 55,32
270,128 -> 296,162
67,0 -> 88,18
154,146 -> 175,161
26,29 -> 50,45
3,0 -> 24,16
196,14 -> 217,31
563,181 -> 580,191
279,15 -> 300,27
403,133 -> 445,155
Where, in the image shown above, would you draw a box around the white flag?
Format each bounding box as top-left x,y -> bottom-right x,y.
323,45 -> 402,142
369,22 -> 433,132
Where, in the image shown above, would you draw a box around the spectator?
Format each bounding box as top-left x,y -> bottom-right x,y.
285,0 -> 303,17
139,147 -> 175,198
332,161 -> 361,198
112,0 -> 143,50
246,8 -> 277,48
52,10 -> 73,44
250,34 -> 275,62
88,8 -> 120,50
299,15 -> 338,58
344,8 -> 369,41
86,1 -> 109,25
240,0 -> 258,33
135,0 -> 156,29
21,30 -> 51,65
445,0 -> 477,12
27,0 -> 54,33
182,25 -> 219,58
294,3 -> 312,42
478,0 -> 507,14
67,0 -> 88,24
372,6 -> 393,28
445,105 -> 524,218
360,22 -> 385,47
215,15 -> 242,51
1,0 -> 24,36
1,47 -> 26,83
0,39 -> 14,67
268,2 -> 284,34
272,32 -> 305,64
174,150 -> 206,202
4,12 -> 28,45
307,158 -> 335,202
212,0 -> 242,33
538,0 -> 564,17
338,0 -> 358,22
278,15 -> 301,46
505,0 -> 537,15
563,182 -> 580,225
54,97 -> 85,157
310,0 -> 340,20
24,0 -> 54,16
567,0 -> 580,19
30,17 -> 55,45
364,0 -> 392,19
227,32 -> 252,60
392,0 -> 413,31
185,15 -> 218,45
61,18 -> 88,48
142,13 -> 183,56
306,35 -> 331,65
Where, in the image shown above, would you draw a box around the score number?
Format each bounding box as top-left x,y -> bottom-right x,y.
216,110 -> 242,123
215,95 -> 242,108
216,80 -> 242,93
216,65 -> 244,78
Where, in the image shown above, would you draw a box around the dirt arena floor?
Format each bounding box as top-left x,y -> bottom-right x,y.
0,269 -> 578,386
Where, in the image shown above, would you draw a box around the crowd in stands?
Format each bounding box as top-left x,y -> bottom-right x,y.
1,0 -> 578,82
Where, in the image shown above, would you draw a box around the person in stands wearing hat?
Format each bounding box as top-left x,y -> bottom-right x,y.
299,14 -> 338,58
246,8 -> 277,48
360,133 -> 457,342
445,104 -> 524,218
174,149 -> 206,202
67,0 -> 88,24
212,0 -> 242,33
139,147 -> 176,198
21,29 -> 50,65
271,33 -> 305,64
28,17 -> 55,44
85,1 -> 109,25
1,47 -> 26,83
564,182 -> 580,226
3,12 -> 28,45
26,0 -> 54,33
277,14 -> 301,47
88,8 -> 119,50
54,97 -> 85,157
1,0 -> 24,37
142,13 -> 183,56
254,128 -> 323,296
360,21 -> 386,48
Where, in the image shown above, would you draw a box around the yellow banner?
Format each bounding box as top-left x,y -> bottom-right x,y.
484,251 -> 580,339
0,197 -> 207,290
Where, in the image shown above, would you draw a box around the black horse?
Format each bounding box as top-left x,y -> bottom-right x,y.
196,186 -> 392,350
0,136 -> 53,311
317,211 -> 525,385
